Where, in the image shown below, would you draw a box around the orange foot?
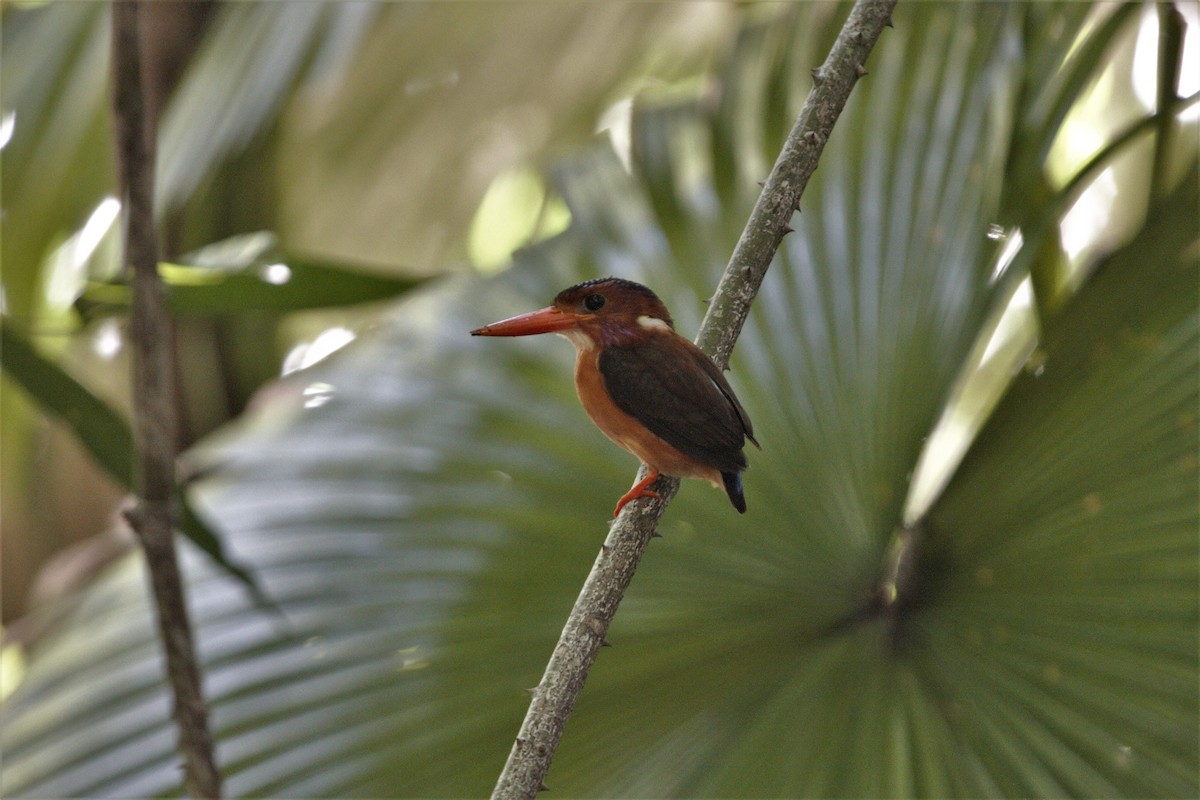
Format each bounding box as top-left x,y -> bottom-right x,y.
613,468 -> 661,517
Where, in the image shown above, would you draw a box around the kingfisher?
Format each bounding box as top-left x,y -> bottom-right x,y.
471,277 -> 758,516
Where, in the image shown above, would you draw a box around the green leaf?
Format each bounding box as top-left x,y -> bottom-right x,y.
0,319 -> 134,486
163,254 -> 424,315
916,171 -> 1199,797
177,492 -> 274,613
155,2 -> 359,215
0,1 -> 113,320
0,319 -> 267,607
3,4 -> 1194,799
78,232 -> 425,316
1004,4 -> 1138,212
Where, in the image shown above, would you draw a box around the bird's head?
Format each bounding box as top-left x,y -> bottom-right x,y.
471,277 -> 675,350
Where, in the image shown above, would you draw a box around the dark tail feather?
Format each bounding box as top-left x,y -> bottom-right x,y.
721,471 -> 747,514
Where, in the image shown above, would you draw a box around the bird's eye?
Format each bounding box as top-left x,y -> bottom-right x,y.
583,293 -> 606,312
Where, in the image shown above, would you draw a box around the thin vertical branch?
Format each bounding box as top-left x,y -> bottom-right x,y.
1149,2 -> 1184,203
490,2 -> 898,798
110,2 -> 223,797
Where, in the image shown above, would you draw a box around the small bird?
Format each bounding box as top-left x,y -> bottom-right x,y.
472,277 -> 758,516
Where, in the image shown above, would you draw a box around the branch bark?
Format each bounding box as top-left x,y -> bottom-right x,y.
491,2 -> 898,798
110,2 -> 223,797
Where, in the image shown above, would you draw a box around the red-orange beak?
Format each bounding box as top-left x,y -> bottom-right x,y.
471,306 -> 579,337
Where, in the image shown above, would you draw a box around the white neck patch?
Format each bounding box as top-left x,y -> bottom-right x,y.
637,315 -> 671,333
557,328 -> 596,351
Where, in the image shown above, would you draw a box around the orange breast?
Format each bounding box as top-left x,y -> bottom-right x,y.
573,348 -> 723,487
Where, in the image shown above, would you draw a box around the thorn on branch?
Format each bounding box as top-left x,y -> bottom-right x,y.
600,638 -> 612,648
856,64 -> 869,78
490,2 -> 898,795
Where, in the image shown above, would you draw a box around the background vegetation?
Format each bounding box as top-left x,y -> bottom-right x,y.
1,2 -> 1197,797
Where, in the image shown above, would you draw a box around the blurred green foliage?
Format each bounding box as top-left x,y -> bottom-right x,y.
1,2 -> 1197,798
0,1 -> 725,620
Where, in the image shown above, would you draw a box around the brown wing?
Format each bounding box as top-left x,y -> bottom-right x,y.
598,336 -> 756,474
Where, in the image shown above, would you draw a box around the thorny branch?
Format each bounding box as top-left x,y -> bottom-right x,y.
491,2 -> 900,798
111,2 -> 223,797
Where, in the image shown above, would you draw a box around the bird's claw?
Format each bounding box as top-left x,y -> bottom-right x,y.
613,488 -> 661,518
612,470 -> 662,517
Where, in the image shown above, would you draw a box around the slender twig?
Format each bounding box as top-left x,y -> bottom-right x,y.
111,3 -> 223,798
1149,2 -> 1183,203
993,87 -> 1200,310
491,2 -> 898,798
